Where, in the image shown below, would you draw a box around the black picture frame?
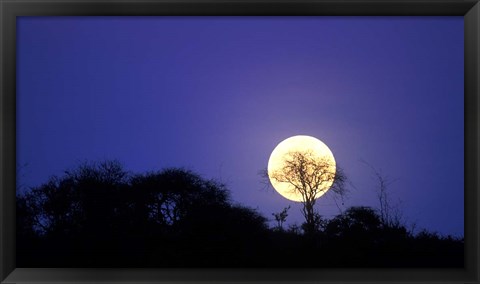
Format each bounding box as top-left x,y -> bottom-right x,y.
1,0 -> 479,283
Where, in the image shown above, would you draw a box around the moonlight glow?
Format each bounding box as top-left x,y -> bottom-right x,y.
267,135 -> 336,202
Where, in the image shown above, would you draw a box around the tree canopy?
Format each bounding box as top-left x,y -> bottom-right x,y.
268,150 -> 346,235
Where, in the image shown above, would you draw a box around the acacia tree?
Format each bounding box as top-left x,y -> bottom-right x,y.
268,150 -> 346,235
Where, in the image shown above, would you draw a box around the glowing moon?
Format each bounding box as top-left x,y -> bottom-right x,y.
267,135 -> 336,202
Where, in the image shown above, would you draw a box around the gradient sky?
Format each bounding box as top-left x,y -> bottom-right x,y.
17,16 -> 464,237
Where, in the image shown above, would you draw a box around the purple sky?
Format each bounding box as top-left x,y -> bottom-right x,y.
17,16 -> 464,237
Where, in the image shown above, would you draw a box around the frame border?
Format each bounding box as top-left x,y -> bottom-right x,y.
1,0 -> 479,283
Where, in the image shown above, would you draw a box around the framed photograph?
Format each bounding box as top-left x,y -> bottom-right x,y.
1,0 -> 479,283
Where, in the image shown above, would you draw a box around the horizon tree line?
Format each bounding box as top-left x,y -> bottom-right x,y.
16,159 -> 463,268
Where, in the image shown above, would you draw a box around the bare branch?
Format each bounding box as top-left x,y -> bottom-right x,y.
360,159 -> 402,228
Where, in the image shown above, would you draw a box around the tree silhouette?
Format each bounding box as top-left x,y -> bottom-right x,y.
268,150 -> 346,235
272,205 -> 290,231
361,161 -> 404,229
16,161 -> 272,267
16,160 -> 463,268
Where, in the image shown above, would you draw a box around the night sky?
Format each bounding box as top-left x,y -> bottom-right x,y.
17,16 -> 464,237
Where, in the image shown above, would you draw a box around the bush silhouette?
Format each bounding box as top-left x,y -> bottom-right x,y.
17,160 -> 463,268
17,161 -> 271,267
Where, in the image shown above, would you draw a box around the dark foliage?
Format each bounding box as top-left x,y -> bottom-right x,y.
17,161 -> 463,268
17,162 -> 270,267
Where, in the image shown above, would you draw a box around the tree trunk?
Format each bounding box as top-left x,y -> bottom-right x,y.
302,200 -> 316,236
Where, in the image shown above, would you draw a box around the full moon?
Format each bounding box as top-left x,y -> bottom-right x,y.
267,135 -> 336,202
